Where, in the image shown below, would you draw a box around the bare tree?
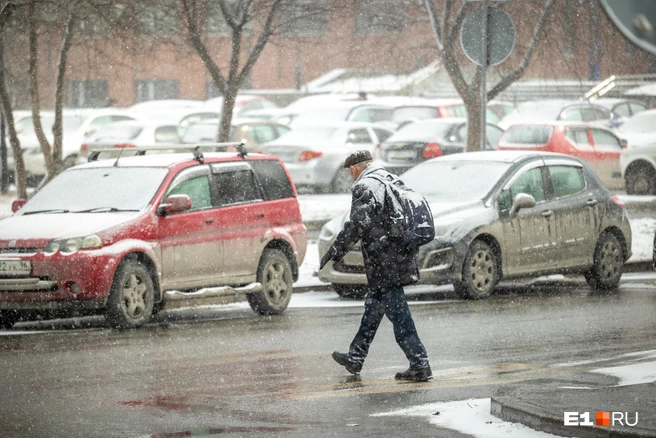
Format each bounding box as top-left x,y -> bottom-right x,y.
180,0 -> 332,142
424,0 -> 558,152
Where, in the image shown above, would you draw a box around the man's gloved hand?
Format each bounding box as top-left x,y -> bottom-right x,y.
320,246 -> 337,270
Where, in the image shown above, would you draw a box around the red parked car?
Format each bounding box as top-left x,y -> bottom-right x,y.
0,147 -> 307,329
497,122 -> 626,191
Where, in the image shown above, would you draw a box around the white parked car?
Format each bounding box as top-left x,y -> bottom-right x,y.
80,120 -> 184,160
620,142 -> 656,195
21,109 -> 136,182
260,121 -> 394,193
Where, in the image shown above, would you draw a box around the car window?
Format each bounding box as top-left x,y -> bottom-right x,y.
19,167 -> 167,214
86,115 -> 115,137
582,107 -> 610,121
446,104 -> 467,118
240,100 -> 263,112
182,123 -> 217,143
486,108 -> 500,124
511,168 -> 546,203
275,125 -> 291,137
154,126 -> 182,143
392,106 -> 439,122
166,174 -> 212,211
485,124 -> 503,149
251,125 -> 278,143
347,129 -> 373,144
561,108 -> 582,121
613,103 -> 631,117
249,160 -> 295,200
548,165 -> 585,198
565,128 -> 589,145
112,115 -> 135,123
373,128 -> 393,143
500,126 -> 552,145
212,166 -> 261,206
590,129 -> 621,151
629,102 -> 647,115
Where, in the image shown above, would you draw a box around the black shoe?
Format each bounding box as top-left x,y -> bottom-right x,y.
331,351 -> 362,375
395,366 -> 433,382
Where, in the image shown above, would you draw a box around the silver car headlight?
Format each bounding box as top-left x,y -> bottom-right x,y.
45,234 -> 103,255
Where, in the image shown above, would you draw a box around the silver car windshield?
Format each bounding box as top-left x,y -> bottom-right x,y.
401,160 -> 512,202
18,167 -> 168,215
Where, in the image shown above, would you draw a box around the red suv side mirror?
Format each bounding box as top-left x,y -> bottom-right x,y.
158,194 -> 192,216
11,199 -> 27,213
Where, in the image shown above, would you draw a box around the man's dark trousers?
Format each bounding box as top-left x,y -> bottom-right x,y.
348,285 -> 429,369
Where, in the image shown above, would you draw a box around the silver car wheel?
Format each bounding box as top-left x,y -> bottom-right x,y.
248,249 -> 293,315
106,260 -> 155,329
585,232 -> 624,290
455,240 -> 498,299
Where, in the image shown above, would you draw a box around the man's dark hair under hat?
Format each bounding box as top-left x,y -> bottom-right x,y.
344,150 -> 372,168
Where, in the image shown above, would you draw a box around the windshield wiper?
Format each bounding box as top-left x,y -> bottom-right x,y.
22,209 -> 70,215
75,207 -> 140,213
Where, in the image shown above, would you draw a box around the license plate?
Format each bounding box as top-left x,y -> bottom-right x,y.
0,260 -> 31,275
387,150 -> 416,161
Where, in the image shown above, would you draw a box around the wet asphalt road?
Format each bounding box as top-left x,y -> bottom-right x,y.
0,275 -> 655,438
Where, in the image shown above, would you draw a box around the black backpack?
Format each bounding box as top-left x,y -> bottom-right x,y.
368,173 -> 435,247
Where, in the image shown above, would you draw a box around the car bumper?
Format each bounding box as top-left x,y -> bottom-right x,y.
317,240 -> 461,286
285,160 -> 335,189
0,248 -> 122,307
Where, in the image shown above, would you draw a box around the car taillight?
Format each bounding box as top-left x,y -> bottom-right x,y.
422,142 -> 442,159
610,195 -> 625,208
611,195 -> 625,209
298,151 -> 323,162
80,144 -> 88,153
373,144 -> 380,160
114,143 -> 137,148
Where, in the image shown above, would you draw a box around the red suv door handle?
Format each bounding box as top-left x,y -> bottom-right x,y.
586,199 -> 598,206
542,210 -> 553,217
204,219 -> 214,225
255,213 -> 265,219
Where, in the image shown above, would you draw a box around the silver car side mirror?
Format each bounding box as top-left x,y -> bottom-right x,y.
510,193 -> 536,217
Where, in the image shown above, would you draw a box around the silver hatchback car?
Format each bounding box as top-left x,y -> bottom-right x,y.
318,151 -> 632,299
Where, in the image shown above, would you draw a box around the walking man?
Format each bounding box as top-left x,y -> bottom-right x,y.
320,150 -> 432,382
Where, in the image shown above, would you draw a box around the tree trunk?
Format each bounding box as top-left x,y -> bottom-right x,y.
219,89 -> 237,143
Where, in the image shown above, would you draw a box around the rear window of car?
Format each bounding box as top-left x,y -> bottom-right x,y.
93,124 -> 143,141
548,165 -> 585,198
154,126 -> 182,143
249,160 -> 295,200
182,123 -> 217,143
392,106 -> 439,122
500,126 -> 553,145
388,121 -> 453,142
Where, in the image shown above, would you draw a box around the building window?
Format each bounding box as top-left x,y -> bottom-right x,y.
135,0 -> 179,36
355,0 -> 405,35
135,80 -> 179,102
206,0 -> 251,35
67,80 -> 109,108
280,0 -> 327,38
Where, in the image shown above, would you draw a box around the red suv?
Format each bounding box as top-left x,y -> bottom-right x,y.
0,147 -> 307,329
497,122 -> 626,191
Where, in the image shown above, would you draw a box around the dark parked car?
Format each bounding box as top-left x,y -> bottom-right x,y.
319,151 -> 632,299
377,118 -> 503,174
0,147 -> 307,329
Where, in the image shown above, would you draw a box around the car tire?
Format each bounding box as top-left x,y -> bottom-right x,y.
584,232 -> 624,290
105,259 -> 155,329
454,240 -> 499,300
247,249 -> 293,315
331,168 -> 353,193
625,167 -> 656,195
0,310 -> 20,329
333,284 -> 368,299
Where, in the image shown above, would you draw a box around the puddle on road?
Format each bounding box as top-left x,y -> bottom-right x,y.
144,426 -> 295,437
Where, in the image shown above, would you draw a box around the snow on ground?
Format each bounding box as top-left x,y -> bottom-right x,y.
373,398 -> 559,437
373,351 -> 656,437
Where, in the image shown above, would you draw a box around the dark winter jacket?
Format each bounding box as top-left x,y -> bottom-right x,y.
328,163 -> 420,290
